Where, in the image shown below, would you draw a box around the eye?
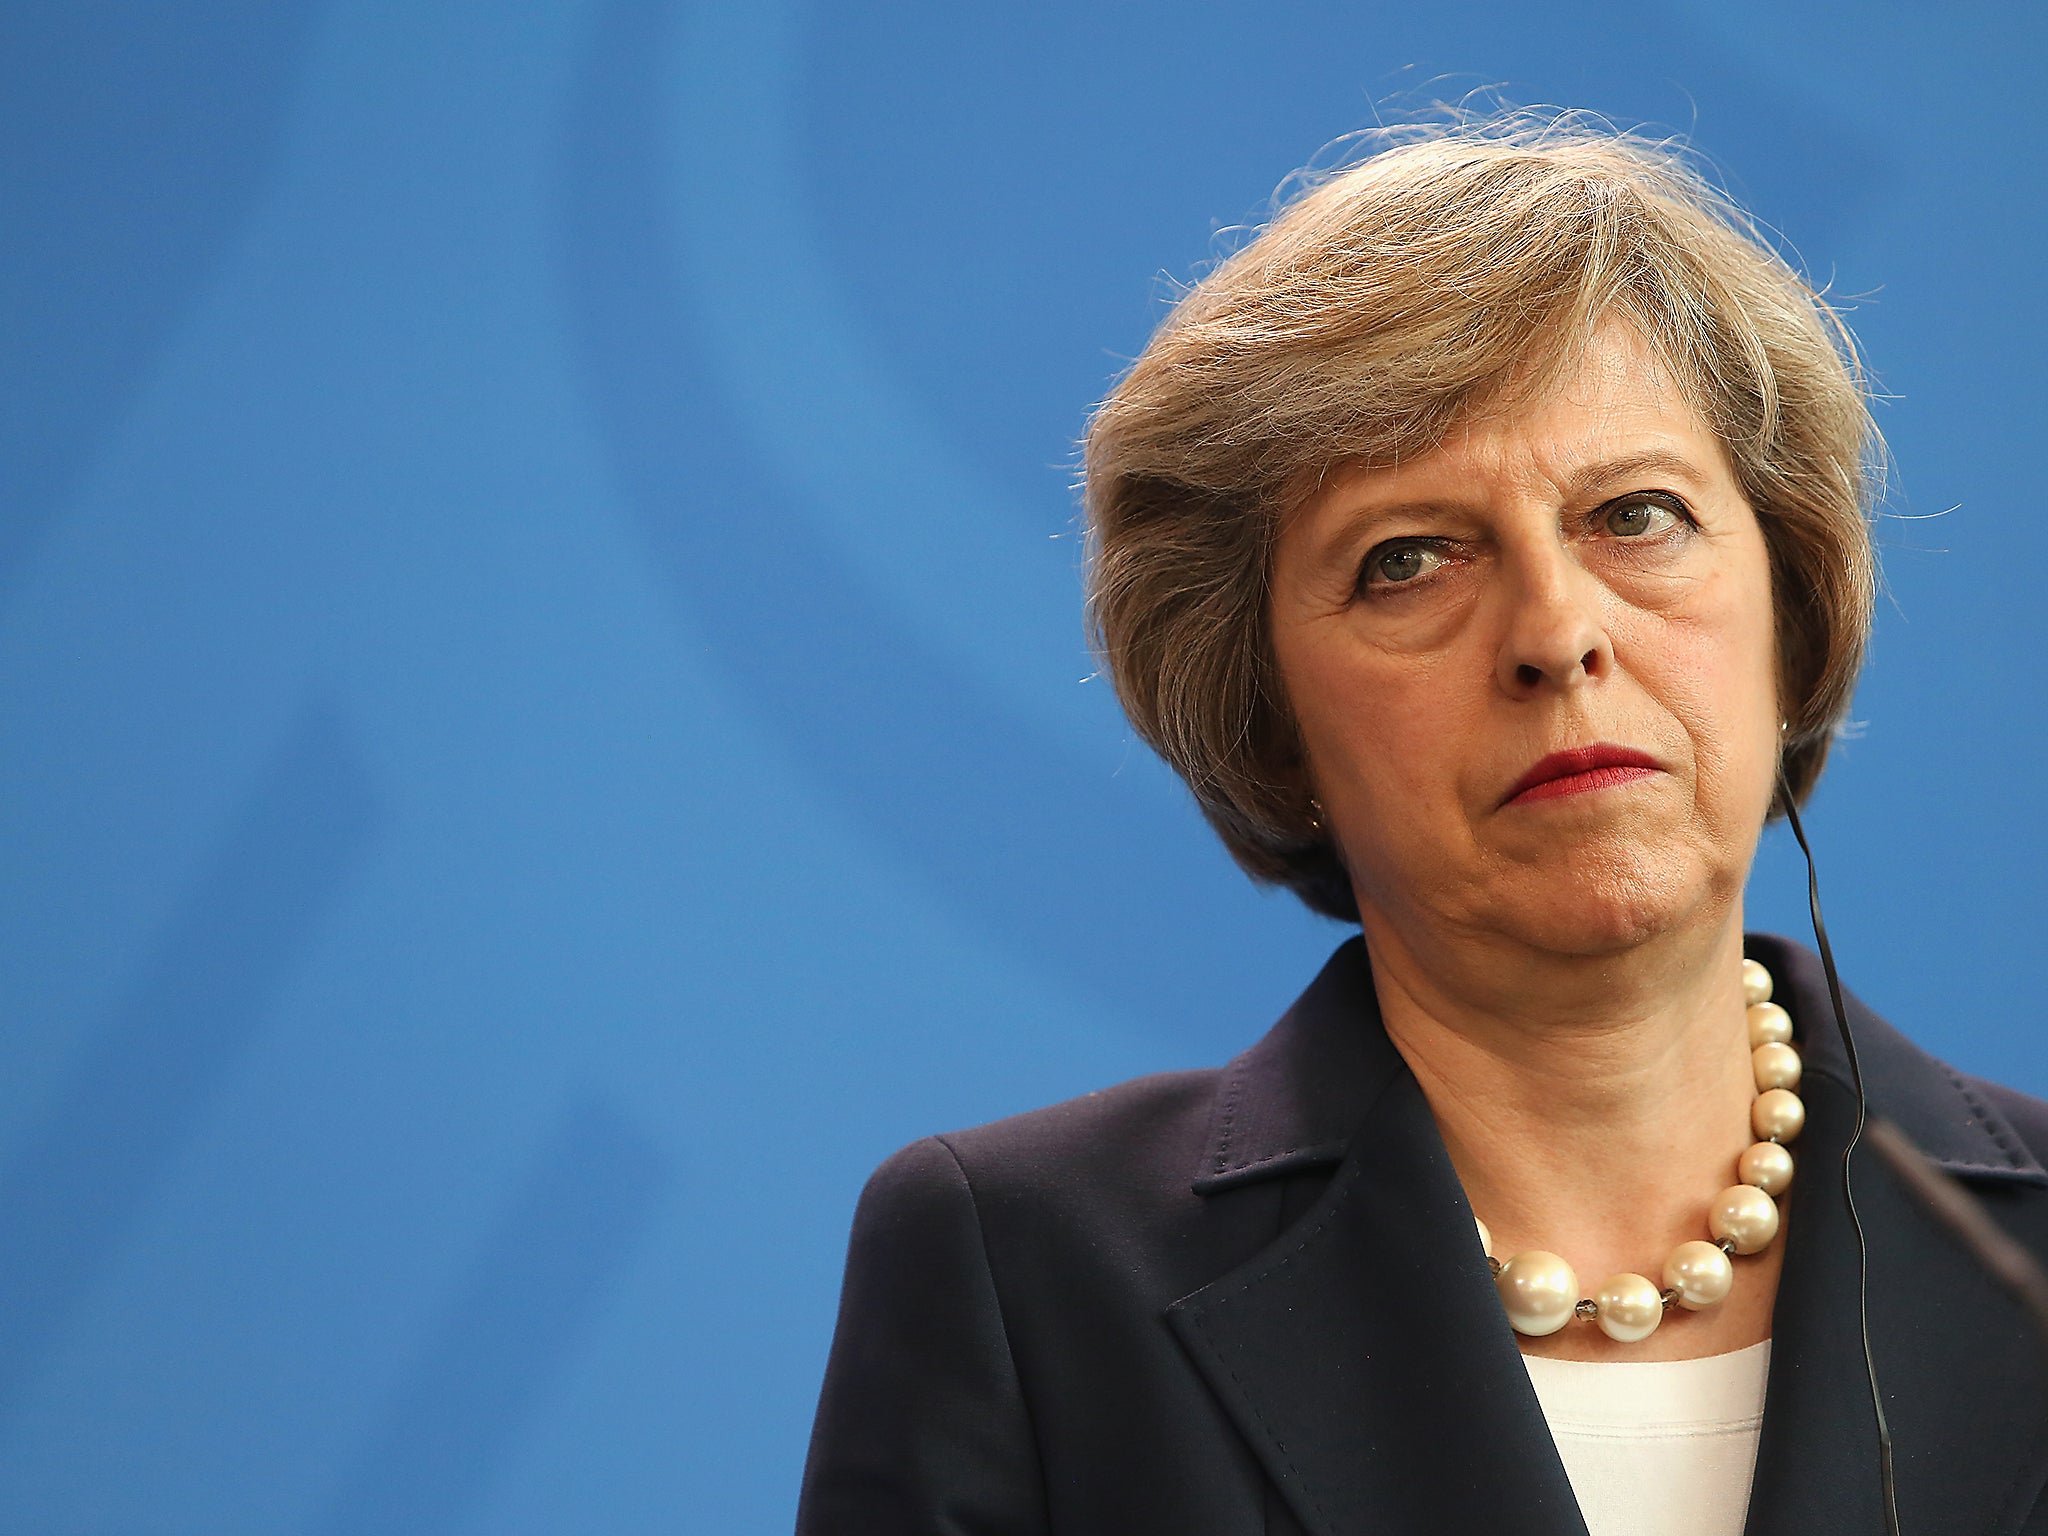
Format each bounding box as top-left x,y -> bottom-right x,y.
1361,540 -> 1450,589
1599,494 -> 1689,538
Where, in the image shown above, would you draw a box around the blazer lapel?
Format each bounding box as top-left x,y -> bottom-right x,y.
1168,935 -> 2048,1536
1166,942 -> 1587,1536
1742,935 -> 2048,1536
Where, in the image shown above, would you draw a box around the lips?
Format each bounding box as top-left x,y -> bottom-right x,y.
1503,745 -> 1663,806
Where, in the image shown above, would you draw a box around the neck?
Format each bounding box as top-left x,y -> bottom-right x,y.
1362,909 -> 1772,1359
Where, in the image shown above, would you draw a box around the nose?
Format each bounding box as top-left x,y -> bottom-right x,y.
1494,547 -> 1613,697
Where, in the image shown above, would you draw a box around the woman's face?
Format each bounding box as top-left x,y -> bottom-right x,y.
1269,322 -> 1782,958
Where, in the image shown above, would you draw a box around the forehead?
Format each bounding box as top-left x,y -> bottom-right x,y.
1302,322 -> 1733,515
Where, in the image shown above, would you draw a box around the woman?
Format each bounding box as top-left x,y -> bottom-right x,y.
793,121 -> 2048,1536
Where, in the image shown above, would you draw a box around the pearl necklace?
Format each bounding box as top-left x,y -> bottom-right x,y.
1480,958 -> 1802,1344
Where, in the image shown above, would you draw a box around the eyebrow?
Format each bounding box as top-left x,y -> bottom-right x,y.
1305,445 -> 1715,559
1558,448 -> 1712,501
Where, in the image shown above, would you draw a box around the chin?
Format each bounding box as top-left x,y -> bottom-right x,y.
1486,843 -> 1733,958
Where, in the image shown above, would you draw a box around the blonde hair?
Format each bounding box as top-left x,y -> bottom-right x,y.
1082,118 -> 1879,921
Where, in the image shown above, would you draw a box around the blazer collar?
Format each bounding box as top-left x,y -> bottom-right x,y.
1189,936 -> 1399,1194
1170,934 -> 2048,1536
1190,933 -> 2046,1197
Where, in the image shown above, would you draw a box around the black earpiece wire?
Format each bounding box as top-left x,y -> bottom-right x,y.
1780,777 -> 1901,1535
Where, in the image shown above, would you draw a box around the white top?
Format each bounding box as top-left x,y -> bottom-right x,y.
1520,1341 -> 1771,1536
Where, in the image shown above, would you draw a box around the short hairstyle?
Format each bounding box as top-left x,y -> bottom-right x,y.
1082,117 -> 1880,922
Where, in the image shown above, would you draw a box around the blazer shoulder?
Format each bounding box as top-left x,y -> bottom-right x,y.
932,1066 -> 1222,1187
849,1067 -> 1229,1257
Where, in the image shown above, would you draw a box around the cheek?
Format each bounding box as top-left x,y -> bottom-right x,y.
1638,583 -> 1780,808
1288,643 -> 1476,822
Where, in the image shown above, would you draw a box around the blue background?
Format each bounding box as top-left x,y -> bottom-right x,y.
3,2 -> 2043,1529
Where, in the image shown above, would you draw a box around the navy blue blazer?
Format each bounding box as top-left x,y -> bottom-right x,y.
796,935 -> 2048,1534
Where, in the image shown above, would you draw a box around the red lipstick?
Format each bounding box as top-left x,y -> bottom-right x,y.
1503,745 -> 1662,806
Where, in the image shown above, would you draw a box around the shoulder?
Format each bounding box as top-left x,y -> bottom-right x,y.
862,1067 -> 1223,1218
804,1069 -> 1267,1532
849,1067 -> 1284,1313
